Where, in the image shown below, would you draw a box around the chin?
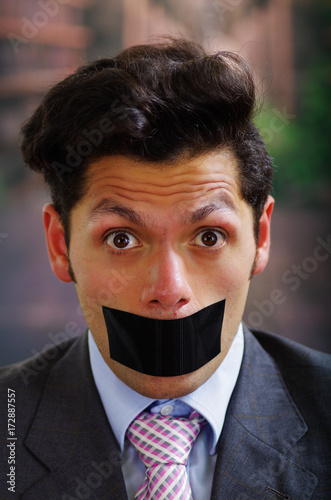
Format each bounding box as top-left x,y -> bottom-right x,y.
137,374 -> 200,399
110,357 -> 221,399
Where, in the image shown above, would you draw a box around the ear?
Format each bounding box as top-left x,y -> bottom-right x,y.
253,195 -> 274,276
43,204 -> 73,283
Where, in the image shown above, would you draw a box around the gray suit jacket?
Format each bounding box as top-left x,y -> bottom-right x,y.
0,327 -> 330,499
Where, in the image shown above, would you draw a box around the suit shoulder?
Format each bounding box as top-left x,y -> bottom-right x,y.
248,328 -> 331,423
249,328 -> 331,375
0,337 -> 79,392
0,336 -> 81,455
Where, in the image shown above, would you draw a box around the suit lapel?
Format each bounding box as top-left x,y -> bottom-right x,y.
20,327 -> 319,499
211,327 -> 318,499
21,333 -> 128,500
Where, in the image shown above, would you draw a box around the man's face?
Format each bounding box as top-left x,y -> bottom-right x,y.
44,151 -> 273,398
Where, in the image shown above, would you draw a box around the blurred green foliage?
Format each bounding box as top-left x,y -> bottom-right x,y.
255,0 -> 331,209
255,56 -> 331,207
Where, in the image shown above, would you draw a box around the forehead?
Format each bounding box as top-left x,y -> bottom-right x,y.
82,151 -> 243,212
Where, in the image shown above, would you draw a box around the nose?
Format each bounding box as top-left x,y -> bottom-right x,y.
141,247 -> 192,312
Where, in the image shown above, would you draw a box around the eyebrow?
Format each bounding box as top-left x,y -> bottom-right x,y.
88,199 -> 144,226
186,199 -> 237,224
88,197 -> 237,227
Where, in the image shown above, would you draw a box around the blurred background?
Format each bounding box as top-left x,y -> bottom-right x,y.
0,0 -> 330,366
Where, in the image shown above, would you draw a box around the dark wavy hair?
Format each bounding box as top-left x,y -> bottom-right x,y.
20,38 -> 273,247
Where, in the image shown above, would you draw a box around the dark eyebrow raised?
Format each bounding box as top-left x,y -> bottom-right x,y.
88,196 -> 237,227
186,199 -> 238,225
88,199 -> 144,226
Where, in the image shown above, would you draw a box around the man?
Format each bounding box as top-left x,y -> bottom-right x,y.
0,39 -> 330,499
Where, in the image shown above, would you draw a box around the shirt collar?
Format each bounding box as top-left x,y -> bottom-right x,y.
88,323 -> 244,455
180,323 -> 243,453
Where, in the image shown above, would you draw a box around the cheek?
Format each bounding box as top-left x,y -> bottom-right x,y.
75,271 -> 128,335
80,270 -> 133,309
70,250 -> 127,303
202,254 -> 253,295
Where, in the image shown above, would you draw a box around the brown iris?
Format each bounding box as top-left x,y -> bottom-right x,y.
113,233 -> 130,248
201,231 -> 218,246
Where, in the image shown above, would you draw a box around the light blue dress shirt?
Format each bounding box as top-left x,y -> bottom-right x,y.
88,324 -> 244,500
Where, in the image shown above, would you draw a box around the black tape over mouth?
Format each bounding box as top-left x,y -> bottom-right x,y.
102,299 -> 225,377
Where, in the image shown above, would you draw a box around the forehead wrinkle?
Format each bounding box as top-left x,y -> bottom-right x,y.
87,188 -> 238,231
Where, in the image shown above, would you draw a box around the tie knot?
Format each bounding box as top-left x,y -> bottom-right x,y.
127,410 -> 205,467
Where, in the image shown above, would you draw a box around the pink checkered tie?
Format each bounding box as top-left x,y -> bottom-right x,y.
127,409 -> 205,499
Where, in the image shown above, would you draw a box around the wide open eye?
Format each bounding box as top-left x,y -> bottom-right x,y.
193,229 -> 226,248
105,231 -> 140,250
